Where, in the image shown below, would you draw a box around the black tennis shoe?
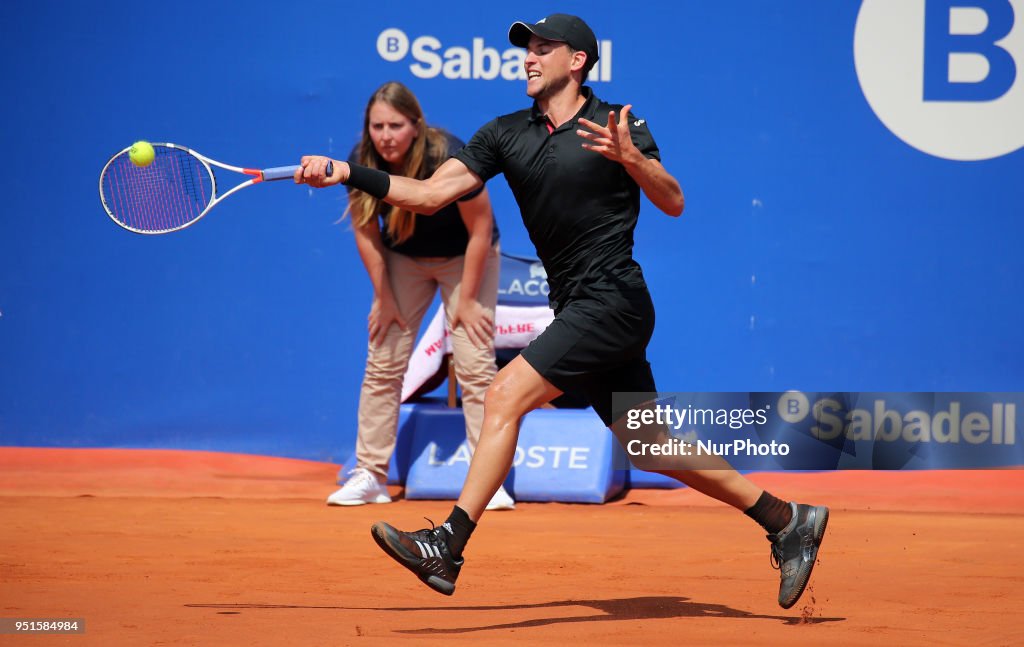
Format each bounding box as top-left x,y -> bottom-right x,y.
768,502 -> 829,609
371,520 -> 463,596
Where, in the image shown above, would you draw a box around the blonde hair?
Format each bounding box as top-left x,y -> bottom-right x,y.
345,81 -> 448,244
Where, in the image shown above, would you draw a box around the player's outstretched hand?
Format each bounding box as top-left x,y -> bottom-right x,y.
577,104 -> 646,167
295,156 -> 345,188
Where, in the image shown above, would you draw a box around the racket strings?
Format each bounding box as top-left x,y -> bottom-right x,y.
101,147 -> 214,233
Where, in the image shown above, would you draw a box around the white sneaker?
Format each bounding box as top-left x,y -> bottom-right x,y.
326,468 -> 392,506
485,485 -> 516,511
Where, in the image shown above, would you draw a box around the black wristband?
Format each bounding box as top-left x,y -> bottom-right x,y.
344,163 -> 391,200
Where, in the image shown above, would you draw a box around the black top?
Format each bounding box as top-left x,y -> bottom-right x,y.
349,131 -> 499,258
454,88 -> 660,309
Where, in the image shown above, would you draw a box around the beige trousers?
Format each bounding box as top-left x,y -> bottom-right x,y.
355,244 -> 500,480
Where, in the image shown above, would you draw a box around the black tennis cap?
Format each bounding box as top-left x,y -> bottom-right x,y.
508,14 -> 599,65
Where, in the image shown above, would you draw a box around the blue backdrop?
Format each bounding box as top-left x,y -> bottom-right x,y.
2,1 -> 1022,463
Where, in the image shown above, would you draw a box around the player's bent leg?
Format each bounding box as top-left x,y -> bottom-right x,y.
650,470 -> 828,608
456,355 -> 562,520
651,465 -> 829,608
650,468 -> 762,511
607,399 -> 762,511
608,400 -> 828,609
370,355 -> 561,595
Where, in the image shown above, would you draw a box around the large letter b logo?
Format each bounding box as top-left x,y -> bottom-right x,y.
924,0 -> 1017,101
855,0 -> 1024,160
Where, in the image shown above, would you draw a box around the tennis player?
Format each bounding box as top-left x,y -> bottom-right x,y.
296,14 -> 828,609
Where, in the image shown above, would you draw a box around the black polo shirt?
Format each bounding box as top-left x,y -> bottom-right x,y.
454,87 -> 660,309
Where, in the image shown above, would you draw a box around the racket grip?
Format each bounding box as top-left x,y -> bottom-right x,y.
263,161 -> 334,182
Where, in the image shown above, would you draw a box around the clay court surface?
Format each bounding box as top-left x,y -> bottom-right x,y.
1,448 -> 1021,646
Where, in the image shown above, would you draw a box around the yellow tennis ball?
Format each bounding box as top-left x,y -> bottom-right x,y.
129,141 -> 155,167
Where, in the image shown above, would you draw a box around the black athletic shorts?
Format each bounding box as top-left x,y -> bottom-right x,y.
520,285 -> 657,426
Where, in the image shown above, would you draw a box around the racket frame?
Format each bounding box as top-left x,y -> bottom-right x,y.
99,142 -> 308,235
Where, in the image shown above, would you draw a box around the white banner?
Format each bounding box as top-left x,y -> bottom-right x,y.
400,304 -> 555,401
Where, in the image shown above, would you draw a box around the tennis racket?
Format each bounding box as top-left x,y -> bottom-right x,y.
98,142 -> 331,234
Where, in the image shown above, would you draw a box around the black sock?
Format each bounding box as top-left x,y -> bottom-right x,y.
744,491 -> 793,535
442,505 -> 476,559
